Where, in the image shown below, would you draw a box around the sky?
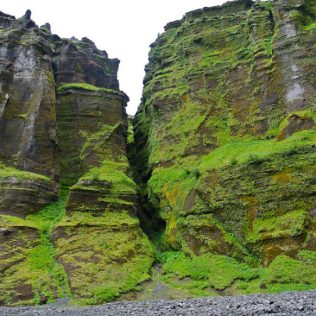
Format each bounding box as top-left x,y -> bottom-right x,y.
1,0 -> 228,114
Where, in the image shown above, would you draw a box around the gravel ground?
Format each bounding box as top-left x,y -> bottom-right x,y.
0,290 -> 316,315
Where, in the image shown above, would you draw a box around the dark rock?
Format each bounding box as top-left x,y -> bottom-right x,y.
22,10 -> 31,21
277,114 -> 315,140
40,23 -> 51,32
39,295 -> 48,305
81,37 -> 95,45
164,20 -> 182,31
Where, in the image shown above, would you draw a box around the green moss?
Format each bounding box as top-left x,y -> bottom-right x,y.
0,215 -> 37,228
237,252 -> 316,294
263,37 -> 273,58
200,130 -> 316,171
0,193 -> 71,305
56,82 -> 129,187
98,196 -> 134,206
26,190 -> 67,231
159,252 -> 257,292
290,0 -> 316,30
305,22 -> 316,30
305,0 -> 316,16
90,254 -> 154,303
155,250 -> 316,296
265,254 -> 316,286
132,0 -> 316,301
25,233 -> 71,303
26,193 -> 71,302
134,1 -> 283,182
148,129 -> 315,211
148,167 -> 197,197
80,124 -> 119,160
54,77 -> 153,305
0,163 -> 50,181
57,210 -> 138,227
2,0 -> 315,305
259,1 -> 273,11
57,82 -> 126,98
144,127 -> 315,263
271,108 -> 316,137
175,214 -> 255,261
247,210 -> 309,243
73,160 -> 136,194
127,117 -> 134,145
54,211 -> 154,305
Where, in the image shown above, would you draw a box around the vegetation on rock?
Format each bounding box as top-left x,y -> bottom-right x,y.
132,0 -> 316,300
0,0 -> 316,306
0,8 -> 152,306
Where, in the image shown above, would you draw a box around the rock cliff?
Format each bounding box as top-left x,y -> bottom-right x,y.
133,0 -> 316,296
0,0 -> 316,307
0,10 -> 153,305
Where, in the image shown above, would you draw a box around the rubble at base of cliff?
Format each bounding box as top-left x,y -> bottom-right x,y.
0,290 -> 315,315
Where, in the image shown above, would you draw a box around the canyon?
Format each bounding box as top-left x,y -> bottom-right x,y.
0,0 -> 315,307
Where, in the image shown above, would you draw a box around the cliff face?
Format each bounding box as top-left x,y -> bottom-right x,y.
0,11 -> 153,305
134,0 -> 316,294
1,0 -> 316,307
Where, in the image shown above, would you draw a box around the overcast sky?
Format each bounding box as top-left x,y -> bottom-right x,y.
1,0 -> 227,114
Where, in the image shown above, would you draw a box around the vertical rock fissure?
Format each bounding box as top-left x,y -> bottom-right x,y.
127,132 -> 166,240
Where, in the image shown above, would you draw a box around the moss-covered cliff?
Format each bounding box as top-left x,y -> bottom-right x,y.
0,0 -> 316,306
0,10 -> 153,306
133,0 -> 316,296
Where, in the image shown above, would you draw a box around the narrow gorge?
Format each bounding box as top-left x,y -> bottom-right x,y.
0,0 -> 315,307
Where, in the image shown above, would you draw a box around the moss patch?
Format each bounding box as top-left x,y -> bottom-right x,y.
74,160 -> 136,194
159,252 -> 257,291
57,82 -> 126,98
0,193 -> 70,306
53,211 -> 154,305
155,250 -> 316,297
0,163 -> 50,181
247,210 -> 309,243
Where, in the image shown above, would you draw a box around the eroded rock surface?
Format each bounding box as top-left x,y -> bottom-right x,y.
0,0 -> 316,307
0,10 -> 153,306
133,0 -> 316,295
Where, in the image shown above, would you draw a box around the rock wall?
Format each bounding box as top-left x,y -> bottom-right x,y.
0,0 -> 316,306
133,0 -> 316,288
0,10 -> 153,305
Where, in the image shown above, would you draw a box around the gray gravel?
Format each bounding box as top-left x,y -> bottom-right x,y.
0,290 -> 316,315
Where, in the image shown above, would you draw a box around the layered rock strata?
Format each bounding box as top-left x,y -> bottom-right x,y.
133,0 -> 316,293
0,10 -> 153,305
1,0 -> 316,306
